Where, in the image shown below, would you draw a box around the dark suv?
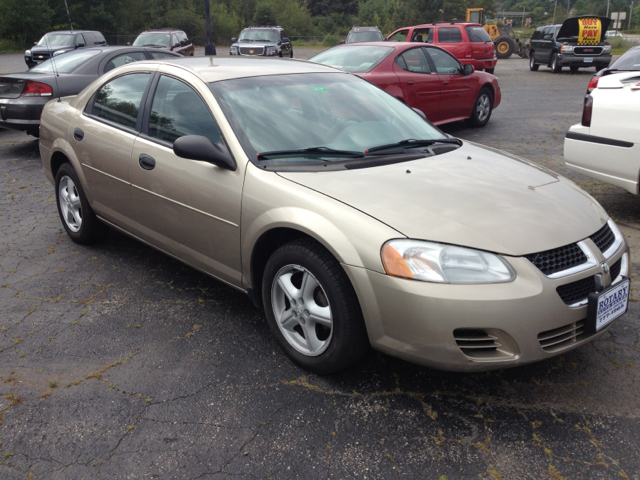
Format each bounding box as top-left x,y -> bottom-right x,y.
344,26 -> 383,44
25,30 -> 107,68
132,29 -> 195,56
529,16 -> 612,73
230,26 -> 293,57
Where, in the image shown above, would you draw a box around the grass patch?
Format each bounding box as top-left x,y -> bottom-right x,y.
608,37 -> 637,55
0,38 -> 25,53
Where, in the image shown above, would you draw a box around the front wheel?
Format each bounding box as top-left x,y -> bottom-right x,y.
262,238 -> 369,374
289,50 -> 293,58
529,53 -> 539,71
484,68 -> 495,74
55,163 -> 108,244
551,53 -> 562,73
570,66 -> 579,73
466,87 -> 493,128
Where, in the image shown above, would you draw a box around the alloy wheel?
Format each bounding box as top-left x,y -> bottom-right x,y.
58,175 -> 82,232
476,93 -> 491,122
271,264 -> 333,356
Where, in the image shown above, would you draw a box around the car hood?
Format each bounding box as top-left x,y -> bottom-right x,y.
277,142 -> 608,256
31,45 -> 68,54
234,41 -> 276,47
557,16 -> 611,44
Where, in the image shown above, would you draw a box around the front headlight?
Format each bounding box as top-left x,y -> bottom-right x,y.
603,44 -> 611,53
53,50 -> 68,57
25,50 -> 31,56
561,45 -> 574,53
230,46 -> 238,55
381,239 -> 515,284
265,46 -> 277,55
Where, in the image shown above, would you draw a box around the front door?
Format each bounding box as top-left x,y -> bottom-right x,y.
391,47 -> 440,121
130,73 -> 244,286
426,47 -> 474,121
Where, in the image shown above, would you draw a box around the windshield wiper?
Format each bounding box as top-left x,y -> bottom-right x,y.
257,146 -> 364,160
143,44 -> 167,47
365,138 -> 462,154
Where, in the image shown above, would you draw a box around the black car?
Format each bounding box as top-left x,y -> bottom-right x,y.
587,44 -> 640,92
343,26 -> 383,44
1,46 -> 180,137
529,16 -> 612,73
229,26 -> 293,58
132,29 -> 195,57
25,30 -> 108,69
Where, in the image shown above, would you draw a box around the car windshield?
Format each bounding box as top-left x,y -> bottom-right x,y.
310,46 -> 394,73
238,29 -> 279,42
30,49 -> 101,73
609,48 -> 640,71
346,31 -> 383,43
209,72 -> 447,164
133,33 -> 171,47
37,33 -> 75,47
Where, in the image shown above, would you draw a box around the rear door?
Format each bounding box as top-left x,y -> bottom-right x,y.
129,71 -> 244,286
434,27 -> 465,60
391,47 -> 440,120
410,28 -> 433,44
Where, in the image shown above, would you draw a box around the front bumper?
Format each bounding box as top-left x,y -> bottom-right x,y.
0,97 -> 48,132
344,240 -> 629,372
557,53 -> 612,68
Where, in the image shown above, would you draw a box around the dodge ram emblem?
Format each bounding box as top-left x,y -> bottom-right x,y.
601,262 -> 610,275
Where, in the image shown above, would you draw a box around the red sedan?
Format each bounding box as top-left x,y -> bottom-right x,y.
310,42 -> 501,127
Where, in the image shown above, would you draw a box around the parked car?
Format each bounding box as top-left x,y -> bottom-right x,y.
386,23 -> 497,74
39,57 -> 629,373
344,26 -> 384,44
310,42 -> 500,127
605,30 -> 623,37
229,26 -> 293,58
586,44 -> 640,93
565,71 -> 640,195
0,46 -> 180,137
25,30 -> 107,69
132,29 -> 194,56
529,16 -> 612,73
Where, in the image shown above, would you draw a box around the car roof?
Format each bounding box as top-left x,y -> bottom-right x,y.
140,29 -> 183,33
412,22 -> 482,27
45,30 -> 100,34
134,57 -> 341,82
350,26 -> 381,32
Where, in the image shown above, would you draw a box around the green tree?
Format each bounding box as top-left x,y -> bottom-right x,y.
0,0 -> 53,44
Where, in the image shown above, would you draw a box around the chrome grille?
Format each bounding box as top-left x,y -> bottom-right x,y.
453,329 -> 515,360
590,223 -> 615,254
525,243 -> 587,276
239,47 -> 264,55
574,46 -> 603,55
556,276 -> 596,305
538,320 -> 587,352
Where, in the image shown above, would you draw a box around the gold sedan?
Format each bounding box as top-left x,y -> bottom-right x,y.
39,57 -> 630,373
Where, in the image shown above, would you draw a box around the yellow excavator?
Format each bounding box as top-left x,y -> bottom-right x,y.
466,8 -> 529,59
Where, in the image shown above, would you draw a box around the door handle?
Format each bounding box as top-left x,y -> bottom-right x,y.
407,81 -> 415,85
73,128 -> 84,141
139,154 -> 156,170
443,81 -> 450,85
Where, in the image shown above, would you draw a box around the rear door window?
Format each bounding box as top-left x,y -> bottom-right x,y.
104,51 -> 148,72
90,73 -> 150,130
149,51 -> 178,59
411,28 -> 433,43
437,27 -> 462,43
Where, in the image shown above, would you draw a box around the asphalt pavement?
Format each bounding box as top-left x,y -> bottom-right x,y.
0,52 -> 639,479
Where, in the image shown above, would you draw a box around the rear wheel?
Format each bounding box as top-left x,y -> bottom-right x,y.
494,36 -> 515,59
484,68 -> 495,74
55,163 -> 108,244
262,238 -> 369,374
466,87 -> 493,128
289,50 -> 294,58
27,127 -> 39,138
551,53 -> 562,73
529,53 -> 539,71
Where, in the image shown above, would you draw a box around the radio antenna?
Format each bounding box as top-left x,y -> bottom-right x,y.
63,0 -> 74,31
42,33 -> 63,103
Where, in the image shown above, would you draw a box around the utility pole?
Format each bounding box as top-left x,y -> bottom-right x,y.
629,0 -> 634,32
63,0 -> 73,31
522,5 -> 525,27
553,0 -> 557,24
204,0 -> 216,55
567,0 -> 571,16
607,0 -> 611,17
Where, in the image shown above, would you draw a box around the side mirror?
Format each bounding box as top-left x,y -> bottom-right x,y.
34,42 -> 38,45
126,42 -> 131,46
231,37 -> 237,43
76,43 -> 85,48
282,37 -> 290,43
412,108 -> 427,121
463,64 -> 474,75
173,135 -> 236,171
339,40 -> 345,44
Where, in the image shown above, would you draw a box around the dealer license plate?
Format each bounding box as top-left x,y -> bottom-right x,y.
586,278 -> 629,333
584,57 -> 593,63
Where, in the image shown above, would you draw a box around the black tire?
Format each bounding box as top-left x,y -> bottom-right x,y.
279,51 -> 283,57
595,65 -> 605,72
570,66 -> 579,73
529,53 -> 539,71
494,36 -> 515,59
484,68 -> 495,74
465,86 -> 493,128
289,50 -> 294,58
55,163 -> 108,244
262,238 -> 369,374
27,127 -> 40,138
551,53 -> 562,73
